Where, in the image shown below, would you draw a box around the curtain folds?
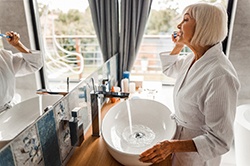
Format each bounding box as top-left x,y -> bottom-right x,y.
88,0 -> 119,61
119,0 -> 152,80
88,0 -> 152,81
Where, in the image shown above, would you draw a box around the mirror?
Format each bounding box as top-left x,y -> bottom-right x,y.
0,0 -> 117,148
0,53 -> 118,150
0,1 -> 101,115
0,0 -> 118,150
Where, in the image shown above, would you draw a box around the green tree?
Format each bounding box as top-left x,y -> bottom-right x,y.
55,8 -> 95,35
146,8 -> 179,35
145,0 -> 179,35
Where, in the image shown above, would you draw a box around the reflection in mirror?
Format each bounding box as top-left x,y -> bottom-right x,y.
0,52 -> 118,153
37,0 -> 102,91
0,1 -> 47,122
0,95 -> 63,149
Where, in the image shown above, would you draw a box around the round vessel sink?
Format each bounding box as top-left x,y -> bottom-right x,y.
102,99 -> 176,166
234,104 -> 250,166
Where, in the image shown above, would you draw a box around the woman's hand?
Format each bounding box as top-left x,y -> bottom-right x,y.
139,139 -> 197,164
170,32 -> 185,55
6,31 -> 20,47
139,140 -> 173,164
5,31 -> 31,53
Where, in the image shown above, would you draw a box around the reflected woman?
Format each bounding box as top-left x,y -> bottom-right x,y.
139,2 -> 240,166
0,31 -> 43,113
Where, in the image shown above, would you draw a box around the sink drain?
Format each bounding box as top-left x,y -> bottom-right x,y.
133,132 -> 145,139
122,124 -> 155,147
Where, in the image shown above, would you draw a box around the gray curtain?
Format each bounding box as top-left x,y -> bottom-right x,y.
88,0 -> 152,81
88,0 -> 119,61
119,0 -> 152,80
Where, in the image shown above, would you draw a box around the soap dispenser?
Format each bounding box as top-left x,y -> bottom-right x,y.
69,107 -> 84,146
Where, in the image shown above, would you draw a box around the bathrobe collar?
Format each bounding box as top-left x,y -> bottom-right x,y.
175,42 -> 223,93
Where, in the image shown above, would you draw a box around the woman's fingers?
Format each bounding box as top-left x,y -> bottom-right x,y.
5,31 -> 20,45
139,144 -> 162,162
139,141 -> 172,164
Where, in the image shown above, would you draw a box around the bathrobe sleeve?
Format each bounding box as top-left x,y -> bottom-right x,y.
4,49 -> 44,77
193,74 -> 240,160
0,49 -> 43,110
159,52 -> 191,79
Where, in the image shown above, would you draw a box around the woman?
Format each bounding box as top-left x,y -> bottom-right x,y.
0,31 -> 43,113
139,3 -> 240,166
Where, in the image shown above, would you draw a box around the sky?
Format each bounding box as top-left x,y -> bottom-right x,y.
152,0 -> 202,11
37,0 -> 89,12
37,0 -> 223,13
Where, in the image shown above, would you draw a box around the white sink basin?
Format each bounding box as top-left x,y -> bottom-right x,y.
102,99 -> 176,166
0,95 -> 63,149
234,104 -> 250,166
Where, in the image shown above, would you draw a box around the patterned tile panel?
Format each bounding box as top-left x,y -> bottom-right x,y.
11,125 -> 44,166
53,99 -> 72,163
37,110 -> 61,166
0,146 -> 15,166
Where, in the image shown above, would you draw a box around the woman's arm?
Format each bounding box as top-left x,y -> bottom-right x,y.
11,41 -> 31,53
4,31 -> 43,76
170,44 -> 184,55
159,33 -> 186,78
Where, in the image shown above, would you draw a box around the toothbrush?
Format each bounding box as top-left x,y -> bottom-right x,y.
173,31 -> 178,38
0,34 -> 11,38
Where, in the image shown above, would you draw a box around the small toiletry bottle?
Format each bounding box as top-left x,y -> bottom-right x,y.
69,117 -> 78,146
110,86 -> 120,103
69,107 -> 84,146
102,79 -> 109,92
129,82 -> 136,93
121,71 -> 130,93
121,78 -> 129,93
123,71 -> 130,80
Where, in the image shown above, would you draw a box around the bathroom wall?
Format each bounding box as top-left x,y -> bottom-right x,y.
228,0 -> 250,104
0,55 -> 118,166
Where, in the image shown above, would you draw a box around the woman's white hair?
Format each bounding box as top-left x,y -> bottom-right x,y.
183,3 -> 228,47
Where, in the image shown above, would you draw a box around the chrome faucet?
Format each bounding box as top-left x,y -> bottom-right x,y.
90,78 -> 129,137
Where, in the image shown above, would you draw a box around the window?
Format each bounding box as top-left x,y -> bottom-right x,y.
37,0 -> 228,90
37,0 -> 102,91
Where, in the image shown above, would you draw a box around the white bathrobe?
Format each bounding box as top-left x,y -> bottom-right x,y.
160,43 -> 240,166
0,49 -> 43,112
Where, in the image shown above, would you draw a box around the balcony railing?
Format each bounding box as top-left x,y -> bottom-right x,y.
44,35 -> 189,81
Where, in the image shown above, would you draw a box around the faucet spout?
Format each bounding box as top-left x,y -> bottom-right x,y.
90,77 -> 130,137
91,91 -> 129,137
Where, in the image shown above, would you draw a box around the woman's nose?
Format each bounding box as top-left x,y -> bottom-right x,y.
177,23 -> 181,29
